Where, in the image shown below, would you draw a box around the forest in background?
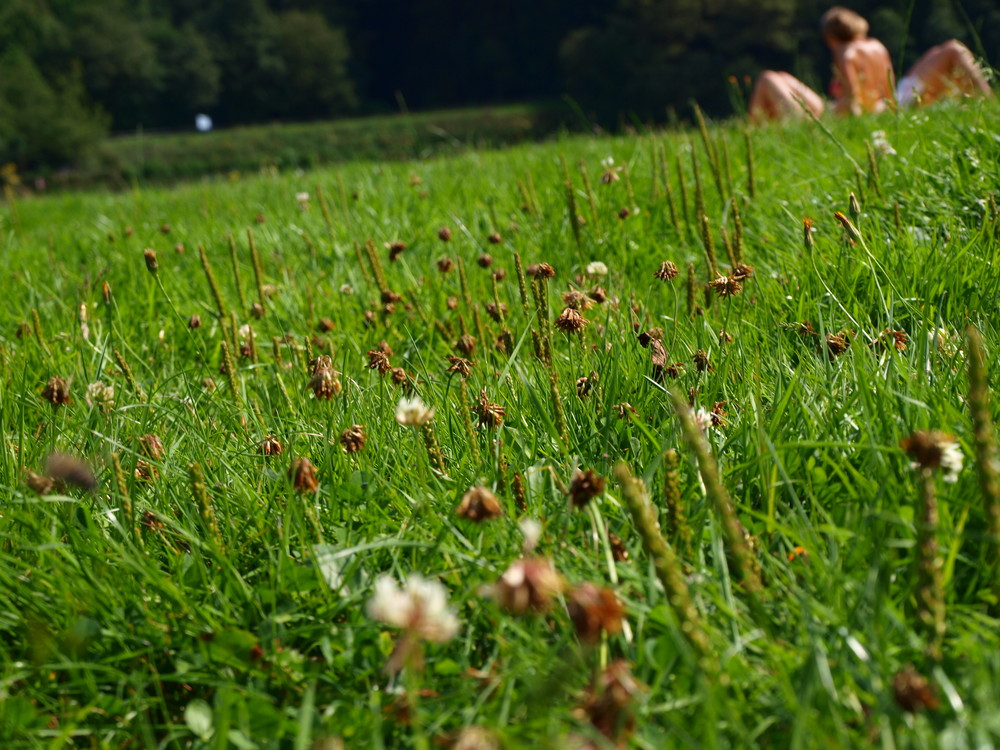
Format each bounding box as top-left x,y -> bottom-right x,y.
1,0 -> 997,170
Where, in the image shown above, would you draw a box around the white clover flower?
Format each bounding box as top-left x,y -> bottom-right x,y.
518,517 -> 542,553
586,261 -> 609,276
395,395 -> 434,426
694,407 -> 713,435
295,192 -> 310,203
340,284 -> 354,295
367,574 -> 459,643
85,381 -> 115,413
940,441 -> 964,483
601,156 -> 615,168
870,130 -> 896,156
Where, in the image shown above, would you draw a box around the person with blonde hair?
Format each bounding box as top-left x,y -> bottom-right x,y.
748,6 -> 991,122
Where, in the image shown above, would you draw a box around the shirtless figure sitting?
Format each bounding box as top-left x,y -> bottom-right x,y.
749,6 -> 992,122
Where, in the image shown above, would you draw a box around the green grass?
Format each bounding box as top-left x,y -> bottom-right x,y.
1,98 -> 1000,749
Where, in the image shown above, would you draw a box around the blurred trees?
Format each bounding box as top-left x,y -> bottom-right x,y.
0,0 -> 996,170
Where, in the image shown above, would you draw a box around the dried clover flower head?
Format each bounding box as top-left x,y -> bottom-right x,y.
143,248 -> 159,273
456,485 -> 504,522
587,286 -> 607,304
308,367 -> 342,400
139,434 -> 165,460
367,349 -> 392,375
188,314 -> 202,329
654,261 -> 679,281
387,241 -> 406,262
576,372 -> 597,399
825,331 -> 852,359
259,436 -> 283,456
42,377 -> 72,407
46,453 -> 97,492
901,430 -> 963,482
455,333 -> 476,356
288,457 -> 319,493
583,659 -> 641,745
485,301 -> 508,323
437,256 -> 455,273
872,328 -> 909,352
340,424 -> 366,453
445,356 -> 473,377
555,307 -> 588,334
438,226 -> 452,242
570,468 -> 606,508
567,583 -> 625,643
693,349 -> 712,372
395,396 -> 435,427
709,275 -> 743,297
613,402 -> 637,420
893,664 -> 939,712
474,390 -> 505,428
530,263 -> 555,279
495,557 -> 564,614
487,232 -> 503,245
367,574 -> 459,643
730,263 -> 754,281
477,253 -> 494,268
562,290 -> 593,311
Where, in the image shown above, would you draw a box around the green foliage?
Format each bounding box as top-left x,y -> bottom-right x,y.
0,48 -> 108,168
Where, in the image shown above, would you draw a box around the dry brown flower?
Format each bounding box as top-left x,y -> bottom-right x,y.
46,453 -> 96,492
825,331 -> 852,358
139,434 -> 165,461
437,256 -> 455,273
562,290 -> 593,311
555,307 -> 588,334
608,532 -> 629,562
485,302 -> 508,323
308,366 -> 342,400
709,275 -> 743,297
567,583 -> 625,642
617,206 -> 631,220
25,471 -> 57,496
446,356 -> 473,377
456,334 -> 476,356
530,263 -> 555,279
654,261 -> 679,281
446,296 -> 459,310
143,248 -> 159,273
288,457 -> 319,493
576,372 -> 598,399
318,318 -> 335,333
42,377 -> 72,407
251,302 -> 265,319
492,268 -> 506,281
613,402 -> 637,420
188,314 -> 202,329
381,290 -> 404,304
477,253 -> 494,268
487,232 -> 503,245
259,436 -> 283,456
387,241 -> 406,262
474,390 -> 505,428
693,349 -> 712,372
570,468 -> 606,508
495,557 -> 564,613
730,263 -> 754,281
582,660 -> 641,747
368,349 -> 392,375
340,424 -> 366,453
872,328 -> 909,352
438,226 -> 452,242
893,664 -> 939,712
456,485 -> 504,522
587,286 -> 607,304
711,401 -> 728,427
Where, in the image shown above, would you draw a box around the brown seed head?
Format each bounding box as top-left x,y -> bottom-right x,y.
259,436 -> 283,456
485,301 -> 507,323
617,206 -> 631,220
587,286 -> 607,304
250,302 -> 265,319
456,485 -> 504,522
143,248 -> 158,273
445,356 -> 473,377
188,314 -> 202,329
555,307 -> 588,334
437,256 -> 455,273
487,232 -> 503,245
367,349 -> 392,375
567,583 -> 625,642
318,318 -> 335,333
474,389 -> 506,428
308,367 -> 342,400
455,334 -> 476,356
288,458 -> 319,493
583,659 -> 641,745
893,664 -> 939,713
613,402 -> 637,420
900,430 -> 955,471
477,253 -> 494,268
570,468 -> 606,508
446,296 -> 459,310
495,557 -> 564,614
46,453 -> 96,492
825,331 -> 852,358
530,263 -> 555,279
387,241 -> 406,262
730,263 -> 754,281
654,261 -> 679,281
381,290 -> 403,304
492,268 -> 506,282
438,226 -> 452,242
340,424 -> 366,453
25,471 -> 57,496
139,434 -> 165,461
42,377 -> 72,407
693,349 -> 712,372
562,290 -> 593,311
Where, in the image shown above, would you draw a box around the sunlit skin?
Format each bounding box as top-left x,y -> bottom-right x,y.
749,18 -> 991,122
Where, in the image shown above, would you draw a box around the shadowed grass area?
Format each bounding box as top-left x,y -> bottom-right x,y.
1,98 -> 999,748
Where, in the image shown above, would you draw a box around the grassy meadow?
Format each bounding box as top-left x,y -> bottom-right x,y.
1,99 -> 1000,749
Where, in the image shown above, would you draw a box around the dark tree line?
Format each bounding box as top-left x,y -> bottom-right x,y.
1,0 -> 997,168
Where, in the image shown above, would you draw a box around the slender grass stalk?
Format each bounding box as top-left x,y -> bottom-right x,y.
247,228 -> 267,312
114,348 -> 146,403
744,129 -> 756,199
578,160 -> 600,229
189,462 -> 223,551
227,233 -> 248,312
199,244 -> 228,320
914,469 -> 945,662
